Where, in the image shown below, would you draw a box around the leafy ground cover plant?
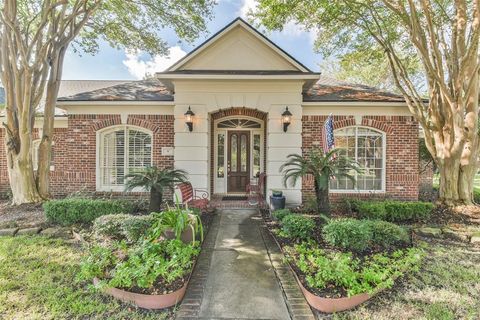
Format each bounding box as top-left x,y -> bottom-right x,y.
79,239 -> 199,294
280,214 -> 315,240
271,209 -> 291,221
284,242 -> 423,297
43,198 -> 135,226
355,200 -> 434,222
322,218 -> 410,252
93,214 -> 154,243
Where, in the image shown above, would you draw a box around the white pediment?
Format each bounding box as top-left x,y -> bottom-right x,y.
168,19 -> 309,72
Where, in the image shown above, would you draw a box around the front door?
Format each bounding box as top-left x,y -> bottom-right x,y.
227,131 -> 250,193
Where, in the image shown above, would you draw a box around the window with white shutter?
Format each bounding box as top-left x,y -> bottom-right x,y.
330,126 -> 385,192
98,126 -> 152,191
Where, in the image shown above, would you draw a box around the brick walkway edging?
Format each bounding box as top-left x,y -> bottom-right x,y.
259,224 -> 317,320
175,213 -> 221,319
176,209 -> 316,320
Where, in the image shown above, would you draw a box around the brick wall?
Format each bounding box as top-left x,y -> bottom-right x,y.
0,114 -> 175,197
302,115 -> 419,202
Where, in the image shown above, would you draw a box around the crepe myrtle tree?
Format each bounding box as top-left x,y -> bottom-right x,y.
124,166 -> 188,213
280,148 -> 360,214
0,0 -> 214,204
252,0 -> 480,206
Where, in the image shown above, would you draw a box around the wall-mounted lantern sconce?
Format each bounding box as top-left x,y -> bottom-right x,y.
184,106 -> 195,132
282,106 -> 292,132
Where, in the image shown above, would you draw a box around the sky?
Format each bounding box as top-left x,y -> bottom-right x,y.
62,0 -> 322,80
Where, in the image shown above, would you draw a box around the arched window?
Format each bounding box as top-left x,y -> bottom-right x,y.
98,126 -> 152,190
330,126 -> 385,192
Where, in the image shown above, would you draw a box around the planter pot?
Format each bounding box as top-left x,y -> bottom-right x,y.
266,226 -> 377,313
272,191 -> 283,197
93,278 -> 188,309
270,196 -> 286,211
163,228 -> 195,243
293,273 -> 372,313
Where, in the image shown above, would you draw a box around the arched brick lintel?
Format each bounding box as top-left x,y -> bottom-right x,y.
89,116 -> 121,132
329,116 -> 393,135
210,107 -> 268,121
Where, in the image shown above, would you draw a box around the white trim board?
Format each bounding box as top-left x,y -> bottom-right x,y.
57,104 -> 174,115
302,105 -> 412,116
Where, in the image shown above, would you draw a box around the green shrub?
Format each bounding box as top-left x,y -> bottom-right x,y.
272,209 -> 291,221
367,220 -> 410,248
322,218 -> 373,252
356,200 -> 434,222
43,198 -> 135,226
281,215 -> 315,240
284,242 -> 423,296
322,218 -> 410,252
93,214 -> 154,243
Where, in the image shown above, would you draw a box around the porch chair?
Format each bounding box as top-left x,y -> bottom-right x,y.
246,172 -> 266,207
176,182 -> 210,211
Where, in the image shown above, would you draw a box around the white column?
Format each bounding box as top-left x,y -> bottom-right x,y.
173,104 -> 210,196
266,104 -> 302,206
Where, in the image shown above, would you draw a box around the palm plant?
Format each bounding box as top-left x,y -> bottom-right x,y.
125,166 -> 188,212
149,202 -> 204,244
280,148 -> 360,214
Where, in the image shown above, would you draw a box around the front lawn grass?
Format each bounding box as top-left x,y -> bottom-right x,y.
0,236 -> 172,320
332,240 -> 480,319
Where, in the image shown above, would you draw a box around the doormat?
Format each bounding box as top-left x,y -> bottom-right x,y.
221,196 -> 248,201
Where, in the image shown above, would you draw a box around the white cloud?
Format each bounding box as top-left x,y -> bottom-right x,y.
238,0 -> 317,44
122,46 -> 187,79
238,0 -> 256,18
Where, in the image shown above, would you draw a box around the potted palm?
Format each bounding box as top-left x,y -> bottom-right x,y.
280,148 -> 359,214
149,203 -> 203,244
125,166 -> 188,212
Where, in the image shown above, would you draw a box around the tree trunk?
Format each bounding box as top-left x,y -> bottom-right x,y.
438,158 -> 476,206
149,188 -> 163,212
5,132 -> 42,204
315,181 -> 330,214
37,49 -> 66,198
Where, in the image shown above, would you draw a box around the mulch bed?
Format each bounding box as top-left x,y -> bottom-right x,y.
112,271 -> 190,295
0,200 -> 46,228
427,205 -> 480,226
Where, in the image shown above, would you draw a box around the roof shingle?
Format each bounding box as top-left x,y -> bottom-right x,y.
303,76 -> 405,102
57,79 -> 173,102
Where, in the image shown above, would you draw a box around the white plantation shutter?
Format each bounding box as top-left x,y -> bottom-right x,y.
330,126 -> 385,192
99,126 -> 152,189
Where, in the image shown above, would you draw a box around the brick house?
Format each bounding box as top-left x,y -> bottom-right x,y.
0,18 -> 421,205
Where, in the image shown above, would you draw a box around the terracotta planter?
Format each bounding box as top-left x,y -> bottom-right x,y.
266,227 -> 376,313
292,272 -> 373,313
93,278 -> 188,309
163,228 -> 195,243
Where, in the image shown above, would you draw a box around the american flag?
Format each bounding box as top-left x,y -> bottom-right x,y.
322,114 -> 335,154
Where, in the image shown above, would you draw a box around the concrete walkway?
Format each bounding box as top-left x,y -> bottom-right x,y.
176,209 -> 292,320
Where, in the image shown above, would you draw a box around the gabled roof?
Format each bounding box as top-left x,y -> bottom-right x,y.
57,79 -> 172,102
303,76 -> 405,102
164,17 -> 312,73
